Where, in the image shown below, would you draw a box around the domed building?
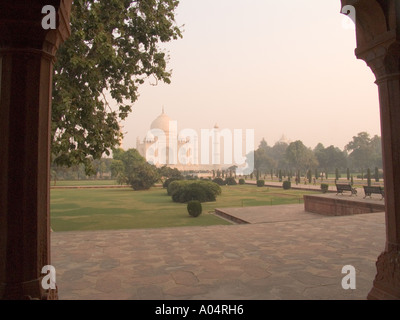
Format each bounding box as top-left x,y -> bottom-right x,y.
136,108 -> 224,171
276,134 -> 291,145
150,107 -> 171,135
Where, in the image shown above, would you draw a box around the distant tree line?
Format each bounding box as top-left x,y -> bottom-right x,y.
51,157 -> 114,183
51,131 -> 382,186
250,132 -> 382,180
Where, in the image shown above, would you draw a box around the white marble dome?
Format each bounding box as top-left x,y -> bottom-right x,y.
150,108 -> 171,133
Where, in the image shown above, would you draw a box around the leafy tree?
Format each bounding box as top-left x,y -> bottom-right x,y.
375,166 -> 379,182
51,0 -> 183,174
254,148 -> 276,174
158,166 -> 182,180
314,144 -> 347,172
307,169 -> 312,183
285,140 -> 318,172
258,138 -> 270,152
270,141 -> 289,169
110,159 -> 125,184
114,148 -> 159,190
345,132 -> 382,170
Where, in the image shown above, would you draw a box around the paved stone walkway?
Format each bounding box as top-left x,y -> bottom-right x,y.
51,205 -> 385,300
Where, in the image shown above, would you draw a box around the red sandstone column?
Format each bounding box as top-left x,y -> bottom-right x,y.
367,68 -> 400,300
0,1 -> 72,300
340,0 -> 400,300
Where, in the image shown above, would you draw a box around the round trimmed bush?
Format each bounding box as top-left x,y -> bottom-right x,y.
225,177 -> 237,185
187,200 -> 202,217
238,178 -> 245,185
282,180 -> 291,190
256,179 -> 265,187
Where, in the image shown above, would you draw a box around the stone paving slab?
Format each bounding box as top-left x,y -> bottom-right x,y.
215,204 -> 323,224
51,209 -> 385,300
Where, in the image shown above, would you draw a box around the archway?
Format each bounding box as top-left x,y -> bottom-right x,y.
0,0 -> 399,300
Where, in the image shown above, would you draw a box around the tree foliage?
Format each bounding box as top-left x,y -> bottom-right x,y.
285,140 -> 318,171
113,148 -> 159,190
51,0 -> 183,174
314,144 -> 347,172
345,132 -> 382,170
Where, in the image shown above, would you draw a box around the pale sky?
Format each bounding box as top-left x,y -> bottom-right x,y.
119,0 -> 380,152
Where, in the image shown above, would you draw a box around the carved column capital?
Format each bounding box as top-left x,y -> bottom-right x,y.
340,0 -> 400,80
0,0 -> 72,59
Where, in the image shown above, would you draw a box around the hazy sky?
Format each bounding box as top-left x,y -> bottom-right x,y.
119,0 -> 380,152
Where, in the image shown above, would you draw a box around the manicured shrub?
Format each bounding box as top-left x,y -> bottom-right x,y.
321,183 -> 329,194
212,177 -> 226,186
187,200 -> 202,217
282,180 -> 291,190
173,183 -> 207,202
225,177 -> 237,185
256,179 -> 265,187
163,177 -> 183,189
167,180 -> 188,196
169,180 -> 221,203
238,178 -> 245,185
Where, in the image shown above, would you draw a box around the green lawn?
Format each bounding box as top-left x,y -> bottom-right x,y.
52,179 -> 119,186
50,185 -> 318,232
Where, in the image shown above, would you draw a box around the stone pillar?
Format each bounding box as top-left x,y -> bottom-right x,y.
367,56 -> 400,300
0,1 -> 72,300
341,0 -> 400,299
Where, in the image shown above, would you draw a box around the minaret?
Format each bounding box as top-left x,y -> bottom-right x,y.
213,123 -> 220,166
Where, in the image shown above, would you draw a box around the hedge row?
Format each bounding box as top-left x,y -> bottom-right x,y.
212,177 -> 237,186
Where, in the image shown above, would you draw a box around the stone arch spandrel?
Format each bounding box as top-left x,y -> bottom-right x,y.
341,0 -> 388,49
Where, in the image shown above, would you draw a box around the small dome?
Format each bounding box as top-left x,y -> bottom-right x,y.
145,131 -> 155,142
277,134 -> 290,145
150,109 -> 171,133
